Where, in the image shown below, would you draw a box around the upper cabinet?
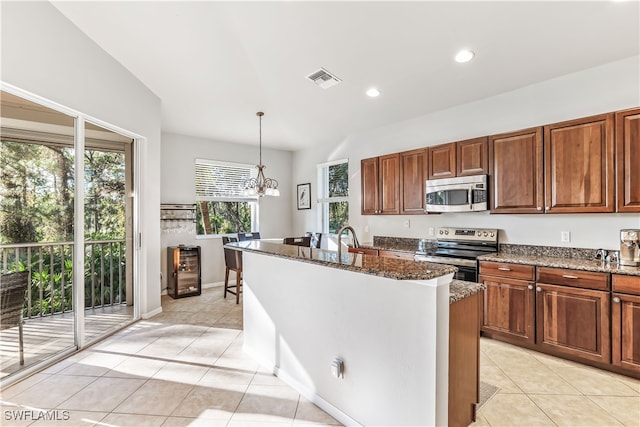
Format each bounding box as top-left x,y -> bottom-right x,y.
489,127 -> 544,214
457,137 -> 489,177
428,143 -> 456,179
615,107 -> 640,212
361,154 -> 400,215
428,137 -> 488,180
544,113 -> 614,213
399,149 -> 427,214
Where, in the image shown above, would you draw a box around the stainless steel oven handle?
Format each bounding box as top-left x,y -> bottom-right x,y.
469,185 -> 473,211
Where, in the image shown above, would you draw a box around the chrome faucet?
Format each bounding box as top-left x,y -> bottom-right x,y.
337,225 -> 360,261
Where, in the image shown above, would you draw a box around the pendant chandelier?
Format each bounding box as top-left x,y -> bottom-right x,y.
243,112 -> 280,197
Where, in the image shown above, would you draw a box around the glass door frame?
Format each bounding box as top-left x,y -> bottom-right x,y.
1,82 -> 142,379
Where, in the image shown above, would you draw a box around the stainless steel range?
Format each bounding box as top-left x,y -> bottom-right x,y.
414,227 -> 499,282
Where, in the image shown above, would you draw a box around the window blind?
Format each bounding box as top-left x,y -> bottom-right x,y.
195,159 -> 258,200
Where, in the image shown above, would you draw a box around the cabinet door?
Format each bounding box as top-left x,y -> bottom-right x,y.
379,153 -> 400,214
457,137 -> 488,177
489,127 -> 544,213
428,142 -> 456,179
361,157 -> 379,215
400,149 -> 427,214
544,113 -> 614,213
480,275 -> 535,345
612,292 -> 640,375
615,107 -> 640,212
535,283 -> 610,364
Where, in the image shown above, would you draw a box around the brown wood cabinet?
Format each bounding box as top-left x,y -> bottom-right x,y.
361,157 -> 379,215
428,142 -> 456,179
479,261 -> 536,345
535,268 -> 610,364
544,113 -> 615,213
449,291 -> 481,427
457,137 -> 489,177
428,138 -> 488,180
360,154 -> 400,215
612,274 -> 640,375
489,127 -> 544,213
378,249 -> 415,260
615,107 -> 640,212
399,148 -> 427,214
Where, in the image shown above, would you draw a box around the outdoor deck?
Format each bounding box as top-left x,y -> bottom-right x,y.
0,304 -> 133,379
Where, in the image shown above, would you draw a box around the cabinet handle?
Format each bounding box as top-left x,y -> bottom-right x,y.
613,297 -> 621,303
536,207 -> 542,211
545,206 -> 549,211
536,286 -> 542,292
498,267 -> 511,271
562,274 -> 579,279
528,285 -> 534,290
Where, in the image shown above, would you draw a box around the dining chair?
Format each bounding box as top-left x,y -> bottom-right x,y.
283,236 -> 312,247
237,232 -> 261,241
305,232 -> 323,249
222,236 -> 242,304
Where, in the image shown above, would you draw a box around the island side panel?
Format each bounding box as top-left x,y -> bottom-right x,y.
242,251 -> 452,427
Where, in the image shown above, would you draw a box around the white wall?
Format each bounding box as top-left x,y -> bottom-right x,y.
292,56 -> 640,250
243,252 -> 451,426
1,2 -> 163,317
161,132 -> 293,286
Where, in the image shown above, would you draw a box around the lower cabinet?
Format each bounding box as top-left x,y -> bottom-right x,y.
480,262 -> 640,378
479,262 -> 536,345
612,274 -> 640,374
535,283 -> 610,364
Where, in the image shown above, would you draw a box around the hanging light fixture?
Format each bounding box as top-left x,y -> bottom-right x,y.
243,112 -> 280,197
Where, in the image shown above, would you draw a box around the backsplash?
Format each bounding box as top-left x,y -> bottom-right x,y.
372,236 -> 436,252
497,244 -> 603,260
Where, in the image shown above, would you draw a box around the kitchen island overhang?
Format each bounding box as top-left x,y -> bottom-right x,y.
228,241 -> 458,426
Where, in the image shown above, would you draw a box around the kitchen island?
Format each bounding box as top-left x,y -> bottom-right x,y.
227,240 -> 482,426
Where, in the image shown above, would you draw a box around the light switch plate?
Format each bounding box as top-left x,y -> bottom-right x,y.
561,231 -> 571,243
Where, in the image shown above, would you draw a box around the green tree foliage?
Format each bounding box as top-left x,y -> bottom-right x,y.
328,162 -> 349,233
1,140 -> 125,244
197,201 -> 252,235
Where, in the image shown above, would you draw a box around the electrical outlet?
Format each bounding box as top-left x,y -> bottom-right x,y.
561,231 -> 571,243
428,227 -> 435,236
403,220 -> 410,228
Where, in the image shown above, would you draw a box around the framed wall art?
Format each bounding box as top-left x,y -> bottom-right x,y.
297,183 -> 311,210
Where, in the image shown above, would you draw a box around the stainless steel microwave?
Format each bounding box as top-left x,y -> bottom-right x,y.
425,175 -> 488,213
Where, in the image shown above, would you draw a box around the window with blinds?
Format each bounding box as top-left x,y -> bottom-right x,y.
194,159 -> 259,236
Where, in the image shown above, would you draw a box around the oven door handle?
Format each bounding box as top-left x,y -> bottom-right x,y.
468,185 -> 473,210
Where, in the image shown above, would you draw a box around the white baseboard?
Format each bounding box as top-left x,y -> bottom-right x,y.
243,344 -> 361,427
141,306 -> 163,319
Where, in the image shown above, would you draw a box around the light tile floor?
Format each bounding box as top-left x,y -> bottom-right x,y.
1,287 -> 340,426
1,286 -> 639,426
473,338 -> 640,427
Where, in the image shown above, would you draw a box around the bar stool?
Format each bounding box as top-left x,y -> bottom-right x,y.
222,236 -> 242,304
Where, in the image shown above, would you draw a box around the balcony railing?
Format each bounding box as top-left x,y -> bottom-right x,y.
0,240 -> 127,319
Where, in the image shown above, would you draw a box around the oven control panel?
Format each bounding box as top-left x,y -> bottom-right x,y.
436,227 -> 498,243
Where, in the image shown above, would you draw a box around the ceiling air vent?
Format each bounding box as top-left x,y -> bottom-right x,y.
306,67 -> 342,89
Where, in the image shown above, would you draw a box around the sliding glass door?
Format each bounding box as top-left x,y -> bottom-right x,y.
0,89 -> 138,380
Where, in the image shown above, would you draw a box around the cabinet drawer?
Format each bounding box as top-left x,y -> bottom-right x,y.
348,247 -> 379,256
379,250 -> 414,260
536,267 -> 609,290
613,274 -> 640,296
479,261 -> 535,280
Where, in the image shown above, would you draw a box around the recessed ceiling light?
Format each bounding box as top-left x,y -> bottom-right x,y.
455,49 -> 475,63
366,88 -> 381,97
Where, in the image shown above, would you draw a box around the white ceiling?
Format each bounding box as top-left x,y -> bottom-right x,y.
51,1 -> 639,151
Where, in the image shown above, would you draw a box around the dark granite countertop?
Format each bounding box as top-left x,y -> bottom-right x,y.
449,279 -> 485,304
227,240 -> 456,281
478,253 -> 640,277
